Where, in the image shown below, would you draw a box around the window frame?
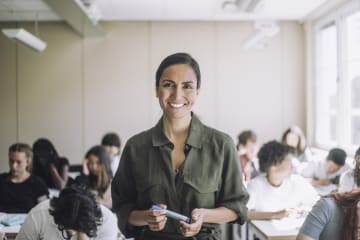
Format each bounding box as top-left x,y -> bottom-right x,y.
313,0 -> 360,155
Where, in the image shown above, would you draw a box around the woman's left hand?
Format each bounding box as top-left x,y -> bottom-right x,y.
180,208 -> 204,237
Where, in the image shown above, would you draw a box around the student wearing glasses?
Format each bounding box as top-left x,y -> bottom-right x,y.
16,185 -> 122,240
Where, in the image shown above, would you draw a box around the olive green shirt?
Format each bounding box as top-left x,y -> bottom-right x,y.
112,114 -> 249,239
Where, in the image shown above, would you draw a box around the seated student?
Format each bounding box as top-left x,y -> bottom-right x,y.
296,189 -> 360,240
300,148 -> 351,187
76,146 -> 113,209
101,132 -> 121,176
0,143 -> 48,213
282,126 -> 313,163
16,185 -> 123,240
237,130 -> 259,184
339,147 -> 360,192
247,140 -> 319,220
32,138 -> 70,190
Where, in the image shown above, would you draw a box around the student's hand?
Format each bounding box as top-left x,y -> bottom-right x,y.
147,204 -> 167,231
312,178 -> 330,186
82,158 -> 89,175
272,209 -> 290,219
180,208 -> 204,237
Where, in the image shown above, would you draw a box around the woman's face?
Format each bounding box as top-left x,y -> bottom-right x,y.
9,151 -> 29,178
87,154 -> 100,175
285,132 -> 299,148
267,154 -> 293,186
156,64 -> 199,120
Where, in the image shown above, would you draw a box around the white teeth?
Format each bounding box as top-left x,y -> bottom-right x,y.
170,103 -> 184,108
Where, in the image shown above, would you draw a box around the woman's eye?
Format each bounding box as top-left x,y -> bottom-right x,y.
183,84 -> 194,89
163,83 -> 173,88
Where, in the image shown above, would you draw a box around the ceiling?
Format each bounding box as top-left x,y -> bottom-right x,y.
0,0 -> 329,22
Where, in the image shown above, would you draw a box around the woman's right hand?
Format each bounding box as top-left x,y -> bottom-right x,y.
146,204 -> 167,231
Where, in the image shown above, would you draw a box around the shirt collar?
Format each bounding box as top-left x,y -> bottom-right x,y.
151,113 -> 203,149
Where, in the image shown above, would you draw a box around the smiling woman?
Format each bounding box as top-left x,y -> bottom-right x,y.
112,52 -> 249,240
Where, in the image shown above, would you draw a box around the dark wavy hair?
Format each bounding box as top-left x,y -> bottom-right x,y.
49,185 -> 102,238
258,140 -> 295,173
155,52 -> 201,90
33,138 -> 60,167
326,189 -> 360,240
85,146 -> 112,198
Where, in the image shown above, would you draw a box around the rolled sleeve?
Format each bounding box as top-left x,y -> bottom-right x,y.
111,143 -> 137,236
217,138 -> 249,224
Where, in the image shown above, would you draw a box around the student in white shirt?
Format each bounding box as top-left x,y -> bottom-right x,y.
16,185 -> 123,240
247,140 -> 319,220
301,148 -> 351,187
339,147 -> 360,192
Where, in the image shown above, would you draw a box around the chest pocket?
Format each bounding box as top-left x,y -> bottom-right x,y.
182,174 -> 219,209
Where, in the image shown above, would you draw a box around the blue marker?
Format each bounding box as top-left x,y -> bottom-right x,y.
151,205 -> 191,223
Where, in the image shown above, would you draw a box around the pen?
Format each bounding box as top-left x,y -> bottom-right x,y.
151,205 -> 191,223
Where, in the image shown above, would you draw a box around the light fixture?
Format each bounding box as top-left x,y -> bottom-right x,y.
243,21 -> 280,49
1,28 -> 47,52
222,0 -> 265,13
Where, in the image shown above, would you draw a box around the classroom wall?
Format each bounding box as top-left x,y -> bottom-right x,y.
0,21 -> 305,171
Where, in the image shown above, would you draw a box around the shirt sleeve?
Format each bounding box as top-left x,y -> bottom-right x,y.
217,137 -> 249,225
298,198 -> 331,239
111,142 -> 137,236
245,179 -> 258,211
300,160 -> 316,178
339,171 -> 354,193
16,211 -> 40,240
97,205 -> 121,240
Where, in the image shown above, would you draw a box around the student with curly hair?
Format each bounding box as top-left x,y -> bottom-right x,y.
16,185 -> 121,240
297,189 -> 360,240
339,147 -> 360,192
247,140 -> 319,220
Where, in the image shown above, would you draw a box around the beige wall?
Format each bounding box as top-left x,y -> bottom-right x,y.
0,21 -> 305,172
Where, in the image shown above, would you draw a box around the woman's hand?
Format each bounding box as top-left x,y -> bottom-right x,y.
147,204 -> 167,232
180,208 -> 204,237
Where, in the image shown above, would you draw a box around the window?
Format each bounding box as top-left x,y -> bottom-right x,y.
346,11 -> 360,146
314,1 -> 360,153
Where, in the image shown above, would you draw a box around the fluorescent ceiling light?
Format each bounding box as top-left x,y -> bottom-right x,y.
222,0 -> 265,13
1,28 -> 47,52
243,21 -> 280,49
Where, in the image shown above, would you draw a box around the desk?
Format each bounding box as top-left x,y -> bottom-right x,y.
248,218 -> 304,240
3,225 -> 21,239
0,213 -> 25,240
